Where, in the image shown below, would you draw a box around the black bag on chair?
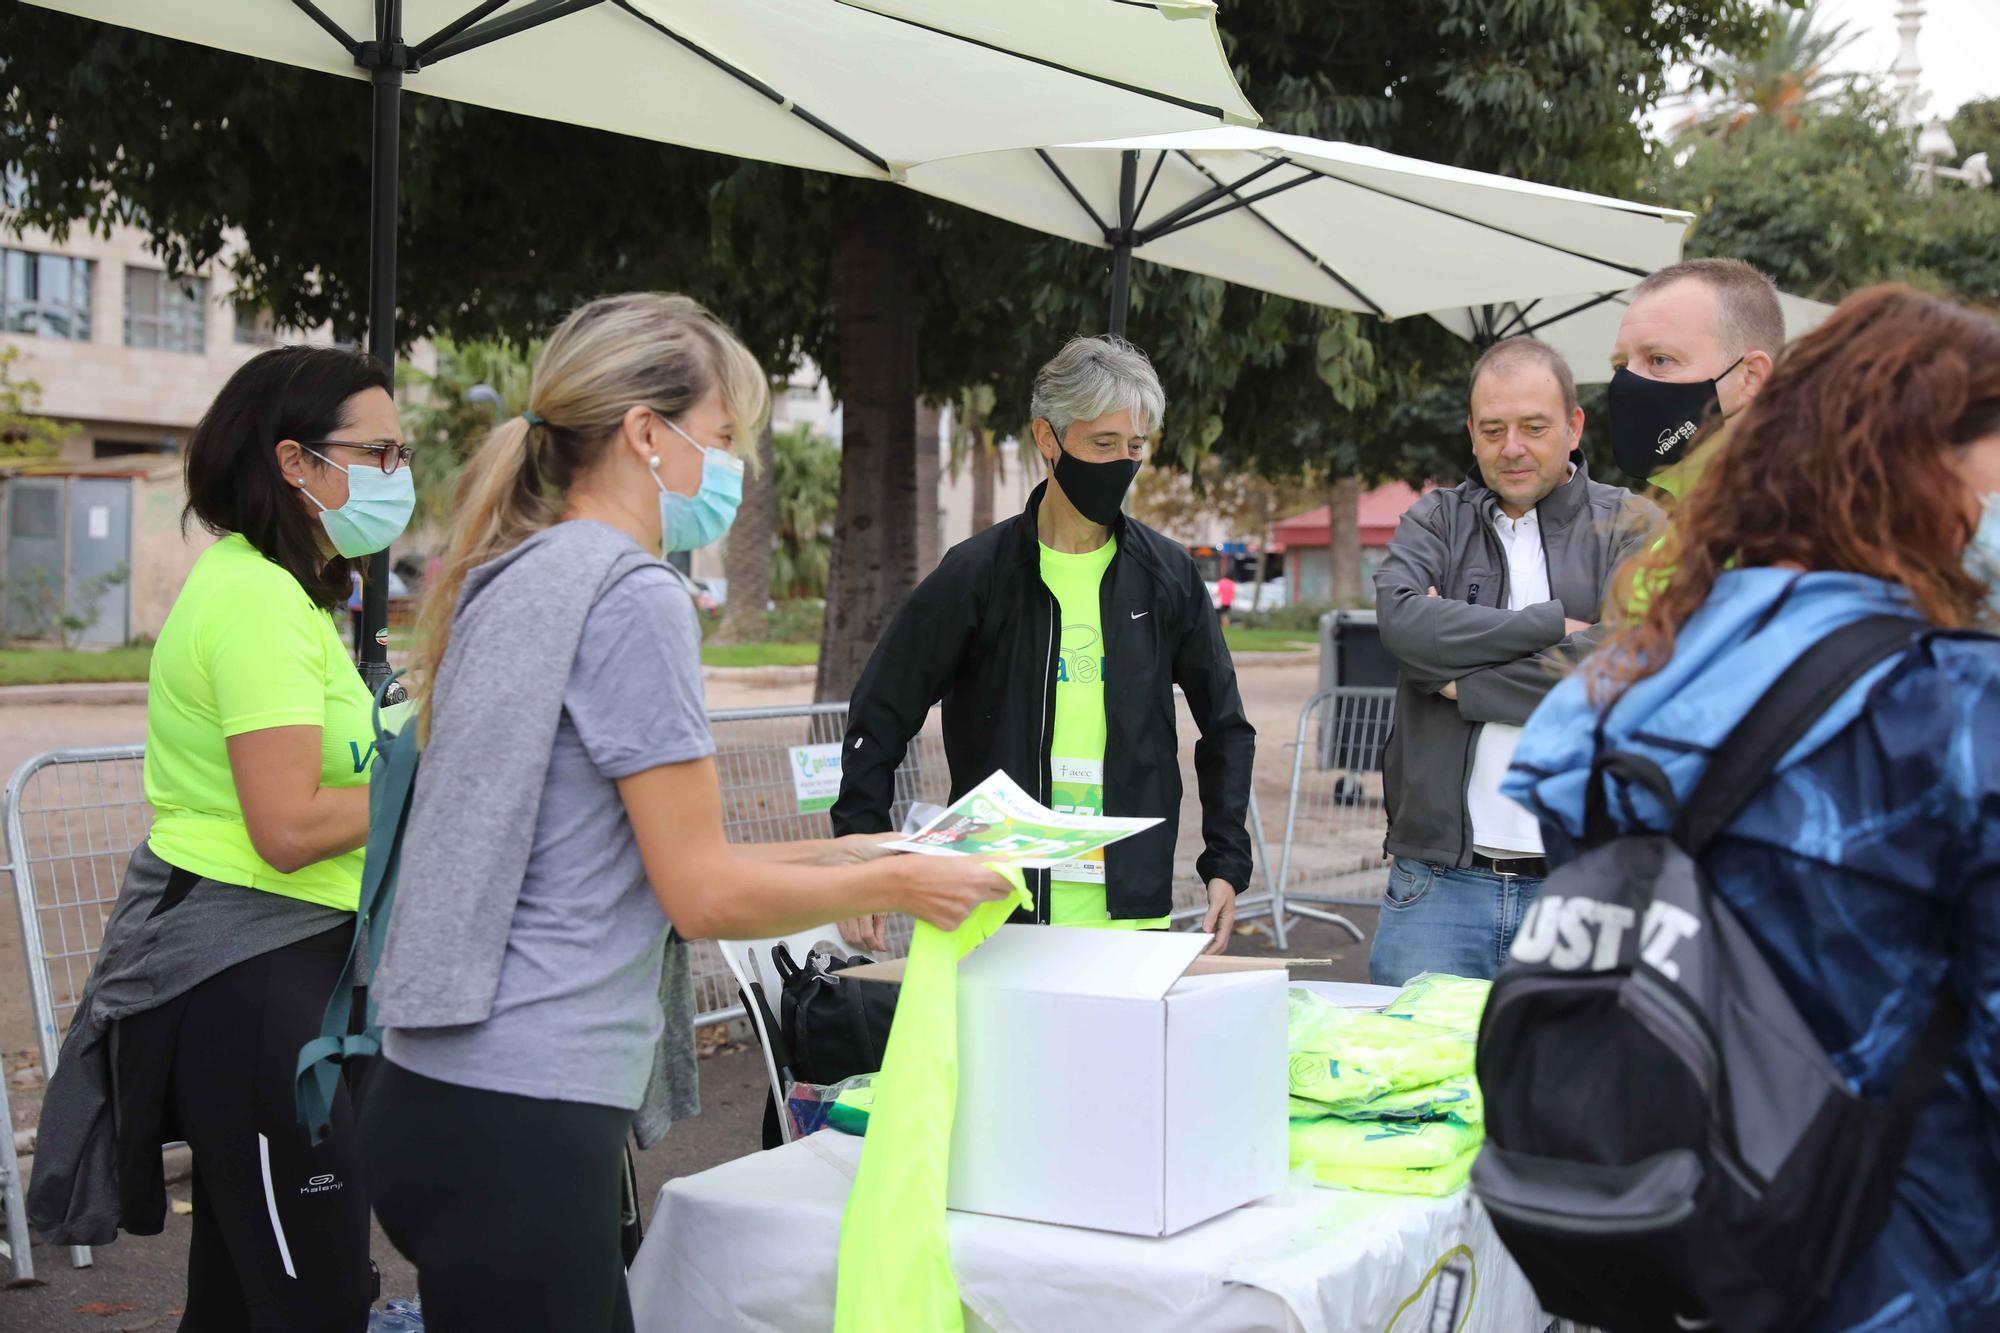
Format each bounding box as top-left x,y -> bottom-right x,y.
746,942 -> 900,1149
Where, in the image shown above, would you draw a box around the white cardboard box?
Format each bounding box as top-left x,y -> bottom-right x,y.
849,924 -> 1289,1237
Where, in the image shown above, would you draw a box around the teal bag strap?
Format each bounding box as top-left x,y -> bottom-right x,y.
296,671 -> 417,1143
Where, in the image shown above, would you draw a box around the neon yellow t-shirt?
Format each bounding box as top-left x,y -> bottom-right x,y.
1038,537 -> 1168,930
143,533 -> 374,909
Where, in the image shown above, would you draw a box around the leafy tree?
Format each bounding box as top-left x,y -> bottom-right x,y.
0,344 -> 76,461
396,337 -> 536,536
1947,97 -> 2000,165
1649,86 -> 2000,307
770,423 -> 840,601
1,0 -> 1767,692
1680,0 -> 1858,140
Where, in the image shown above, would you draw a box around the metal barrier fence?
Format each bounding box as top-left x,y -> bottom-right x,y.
1271,688 -> 1396,949
1,743 -> 145,1276
1,701 -> 1283,1276
4,705 -> 1279,1054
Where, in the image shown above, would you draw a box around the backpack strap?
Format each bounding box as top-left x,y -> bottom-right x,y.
1674,615 -> 1919,856
295,671 -> 415,1142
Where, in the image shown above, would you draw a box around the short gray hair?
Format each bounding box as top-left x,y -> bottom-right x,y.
1029,335 -> 1166,443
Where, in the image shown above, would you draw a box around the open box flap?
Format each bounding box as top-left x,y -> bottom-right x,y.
841,927 -> 1293,998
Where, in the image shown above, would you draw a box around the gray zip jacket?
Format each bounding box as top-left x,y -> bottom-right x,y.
1373,455 -> 1660,869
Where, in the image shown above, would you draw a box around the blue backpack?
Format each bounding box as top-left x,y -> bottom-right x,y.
295,677 -> 419,1142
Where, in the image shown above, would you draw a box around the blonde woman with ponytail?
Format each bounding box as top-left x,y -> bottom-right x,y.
359,294 -> 1008,1333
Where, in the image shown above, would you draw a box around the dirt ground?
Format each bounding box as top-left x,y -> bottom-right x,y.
0,653 -> 1389,1328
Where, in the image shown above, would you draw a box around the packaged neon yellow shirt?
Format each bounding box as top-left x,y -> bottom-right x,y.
1287,1116 -> 1481,1197
1038,537 -> 1167,930
143,533 -> 374,909
835,869 -> 1029,1332
1381,972 -> 1491,1037
1286,990 -> 1475,1110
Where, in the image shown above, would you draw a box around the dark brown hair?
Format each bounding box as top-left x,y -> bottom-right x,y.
1595,285 -> 2000,700
183,345 -> 393,609
1630,257 -> 1785,360
1469,336 -> 1578,416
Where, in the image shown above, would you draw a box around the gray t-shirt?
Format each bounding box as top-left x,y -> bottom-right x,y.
384,563 -> 713,1109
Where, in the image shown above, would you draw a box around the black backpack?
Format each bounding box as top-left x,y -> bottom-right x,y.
1472,615 -> 1966,1333
744,943 -> 899,1149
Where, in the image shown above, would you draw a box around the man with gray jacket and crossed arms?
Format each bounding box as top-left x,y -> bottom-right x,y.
1370,336 -> 1661,985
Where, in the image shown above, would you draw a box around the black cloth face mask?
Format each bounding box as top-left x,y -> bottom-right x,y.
1048,431 -> 1140,526
1606,356 -> 1743,479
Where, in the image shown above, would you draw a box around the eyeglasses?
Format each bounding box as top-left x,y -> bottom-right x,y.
303,440 -> 416,475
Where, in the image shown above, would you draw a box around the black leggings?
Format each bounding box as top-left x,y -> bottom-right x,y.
117,923 -> 374,1333
359,1059 -> 637,1333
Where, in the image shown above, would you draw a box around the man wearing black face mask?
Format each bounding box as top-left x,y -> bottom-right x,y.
833,336 -> 1255,953
1607,258 -> 1784,500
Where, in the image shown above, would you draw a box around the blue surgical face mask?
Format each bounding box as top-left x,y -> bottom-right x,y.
653,416 -> 744,554
300,448 -> 415,558
1967,491 -> 2000,621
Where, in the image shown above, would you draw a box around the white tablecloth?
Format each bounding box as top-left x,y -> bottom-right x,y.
628,1132 -> 1546,1332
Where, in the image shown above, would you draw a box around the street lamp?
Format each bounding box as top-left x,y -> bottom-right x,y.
1913,120 -> 1995,195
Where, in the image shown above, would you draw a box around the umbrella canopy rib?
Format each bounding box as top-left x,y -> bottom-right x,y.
1137,164 -> 1313,243
414,0 -> 542,61
426,1 -> 608,63
1130,156 -> 1286,242
1131,148 -> 1170,227
1286,160 -> 1655,285
836,0 -> 1241,123
1175,152 -> 1384,317
1038,150 -> 1115,238
287,0 -> 360,56
610,0 -> 889,173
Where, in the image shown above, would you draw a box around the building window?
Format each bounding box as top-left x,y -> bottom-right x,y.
233,300 -> 282,348
1,248 -> 94,341
125,268 -> 208,353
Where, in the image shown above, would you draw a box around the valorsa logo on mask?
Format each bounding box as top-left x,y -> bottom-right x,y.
1605,357 -> 1743,480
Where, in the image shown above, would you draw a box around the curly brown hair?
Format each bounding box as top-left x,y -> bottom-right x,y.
1593,285 -> 2000,702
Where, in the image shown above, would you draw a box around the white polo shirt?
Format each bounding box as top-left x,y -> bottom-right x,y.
1465,504 -> 1552,859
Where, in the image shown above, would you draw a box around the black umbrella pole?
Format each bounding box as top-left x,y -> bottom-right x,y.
1107,149 -> 1138,340
1108,242 -> 1132,340
356,42 -> 402,696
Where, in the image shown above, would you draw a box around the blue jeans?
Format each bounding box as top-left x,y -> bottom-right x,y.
1368,856 -> 1545,986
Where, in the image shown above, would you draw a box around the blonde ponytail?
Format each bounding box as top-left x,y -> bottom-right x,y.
411,292 -> 768,725
412,417 -> 553,717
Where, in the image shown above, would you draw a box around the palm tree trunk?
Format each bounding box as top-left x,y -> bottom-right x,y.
713,410 -> 777,645
816,192 -> 920,703
915,399 -> 942,577
970,422 -> 995,536
1329,475 -> 1363,608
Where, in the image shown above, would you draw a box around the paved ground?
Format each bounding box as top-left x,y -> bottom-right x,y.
1,652 -> 1382,1327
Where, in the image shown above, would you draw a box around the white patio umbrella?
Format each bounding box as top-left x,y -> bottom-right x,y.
26,0 -> 1257,680
902,125 -> 1694,336
1430,288 -> 1838,383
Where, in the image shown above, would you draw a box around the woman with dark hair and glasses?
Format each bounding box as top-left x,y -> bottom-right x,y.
29,344 -> 414,1330
1504,286 -> 1999,1331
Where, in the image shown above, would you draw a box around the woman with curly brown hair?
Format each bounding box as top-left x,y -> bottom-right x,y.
1502,285 -> 1999,1331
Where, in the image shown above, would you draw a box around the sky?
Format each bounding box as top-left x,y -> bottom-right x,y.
1820,0 -> 1999,121
1650,0 -> 1999,145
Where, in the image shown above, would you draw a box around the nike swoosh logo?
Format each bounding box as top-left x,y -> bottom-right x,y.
1130,611 -> 1149,620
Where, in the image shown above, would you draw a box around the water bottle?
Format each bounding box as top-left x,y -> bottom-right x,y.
368,1298 -> 425,1331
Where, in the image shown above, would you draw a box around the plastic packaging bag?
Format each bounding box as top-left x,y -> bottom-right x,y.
1288,1115 -> 1482,1197
1380,972 -> 1491,1037
782,1072 -> 880,1139
1286,989 -> 1474,1110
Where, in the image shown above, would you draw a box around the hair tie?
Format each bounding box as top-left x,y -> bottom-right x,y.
522,410 -> 546,429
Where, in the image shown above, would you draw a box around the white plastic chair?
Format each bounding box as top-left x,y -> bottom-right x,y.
717,925 -> 875,1145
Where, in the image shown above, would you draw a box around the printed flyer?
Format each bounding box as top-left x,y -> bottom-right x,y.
883,770 -> 1159,868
